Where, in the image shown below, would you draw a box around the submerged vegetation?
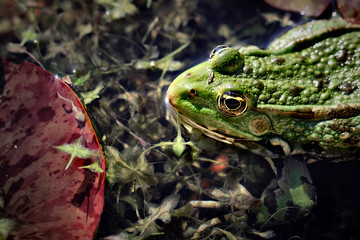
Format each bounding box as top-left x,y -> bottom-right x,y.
1,1 -> 273,238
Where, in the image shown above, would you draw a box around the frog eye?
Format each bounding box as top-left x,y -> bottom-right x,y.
209,45 -> 244,74
218,91 -> 247,116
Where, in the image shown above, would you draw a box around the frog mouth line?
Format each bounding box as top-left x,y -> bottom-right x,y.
167,104 -> 242,144
165,96 -> 245,143
169,108 -> 281,158
166,97 -> 280,157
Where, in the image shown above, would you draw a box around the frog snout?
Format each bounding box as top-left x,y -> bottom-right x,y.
166,80 -> 181,108
167,75 -> 193,108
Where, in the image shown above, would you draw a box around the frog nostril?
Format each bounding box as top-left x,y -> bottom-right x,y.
189,89 -> 197,97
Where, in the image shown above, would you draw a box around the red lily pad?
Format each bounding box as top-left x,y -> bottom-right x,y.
0,58 -> 105,239
265,0 -> 330,17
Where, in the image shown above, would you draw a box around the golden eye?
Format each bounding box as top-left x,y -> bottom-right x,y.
218,91 -> 247,116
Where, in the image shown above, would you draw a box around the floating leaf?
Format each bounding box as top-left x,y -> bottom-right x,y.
0,59 -> 105,239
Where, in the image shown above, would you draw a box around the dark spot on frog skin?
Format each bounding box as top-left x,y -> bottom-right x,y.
289,85 -> 303,96
335,49 -> 348,63
328,121 -> 340,130
253,80 -> 264,90
37,106 -> 56,122
271,57 -> 286,65
341,133 -> 359,145
338,82 -> 356,95
243,66 -> 253,74
340,132 -> 351,141
312,78 -> 328,89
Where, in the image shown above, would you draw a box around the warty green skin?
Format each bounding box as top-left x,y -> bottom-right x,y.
167,19 -> 360,228
167,19 -> 360,156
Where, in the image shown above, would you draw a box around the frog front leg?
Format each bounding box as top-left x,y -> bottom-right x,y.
255,155 -> 317,226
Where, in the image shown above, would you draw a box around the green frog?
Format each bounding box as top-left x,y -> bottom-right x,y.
167,19 -> 360,228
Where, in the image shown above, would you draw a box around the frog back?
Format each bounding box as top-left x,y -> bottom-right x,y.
244,19 -> 360,55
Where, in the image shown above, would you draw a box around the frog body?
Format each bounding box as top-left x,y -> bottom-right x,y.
168,19 -> 360,157
167,19 -> 360,229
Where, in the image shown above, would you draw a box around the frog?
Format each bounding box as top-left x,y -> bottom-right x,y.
166,18 -> 360,230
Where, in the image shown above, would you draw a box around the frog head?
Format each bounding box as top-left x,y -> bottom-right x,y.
167,46 -> 272,143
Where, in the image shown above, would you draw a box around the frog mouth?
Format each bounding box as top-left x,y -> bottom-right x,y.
165,100 -> 241,144
166,100 -> 281,158
170,110 -> 279,158
178,112 -> 240,144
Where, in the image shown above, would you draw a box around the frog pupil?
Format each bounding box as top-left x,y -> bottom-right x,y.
225,98 -> 241,110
